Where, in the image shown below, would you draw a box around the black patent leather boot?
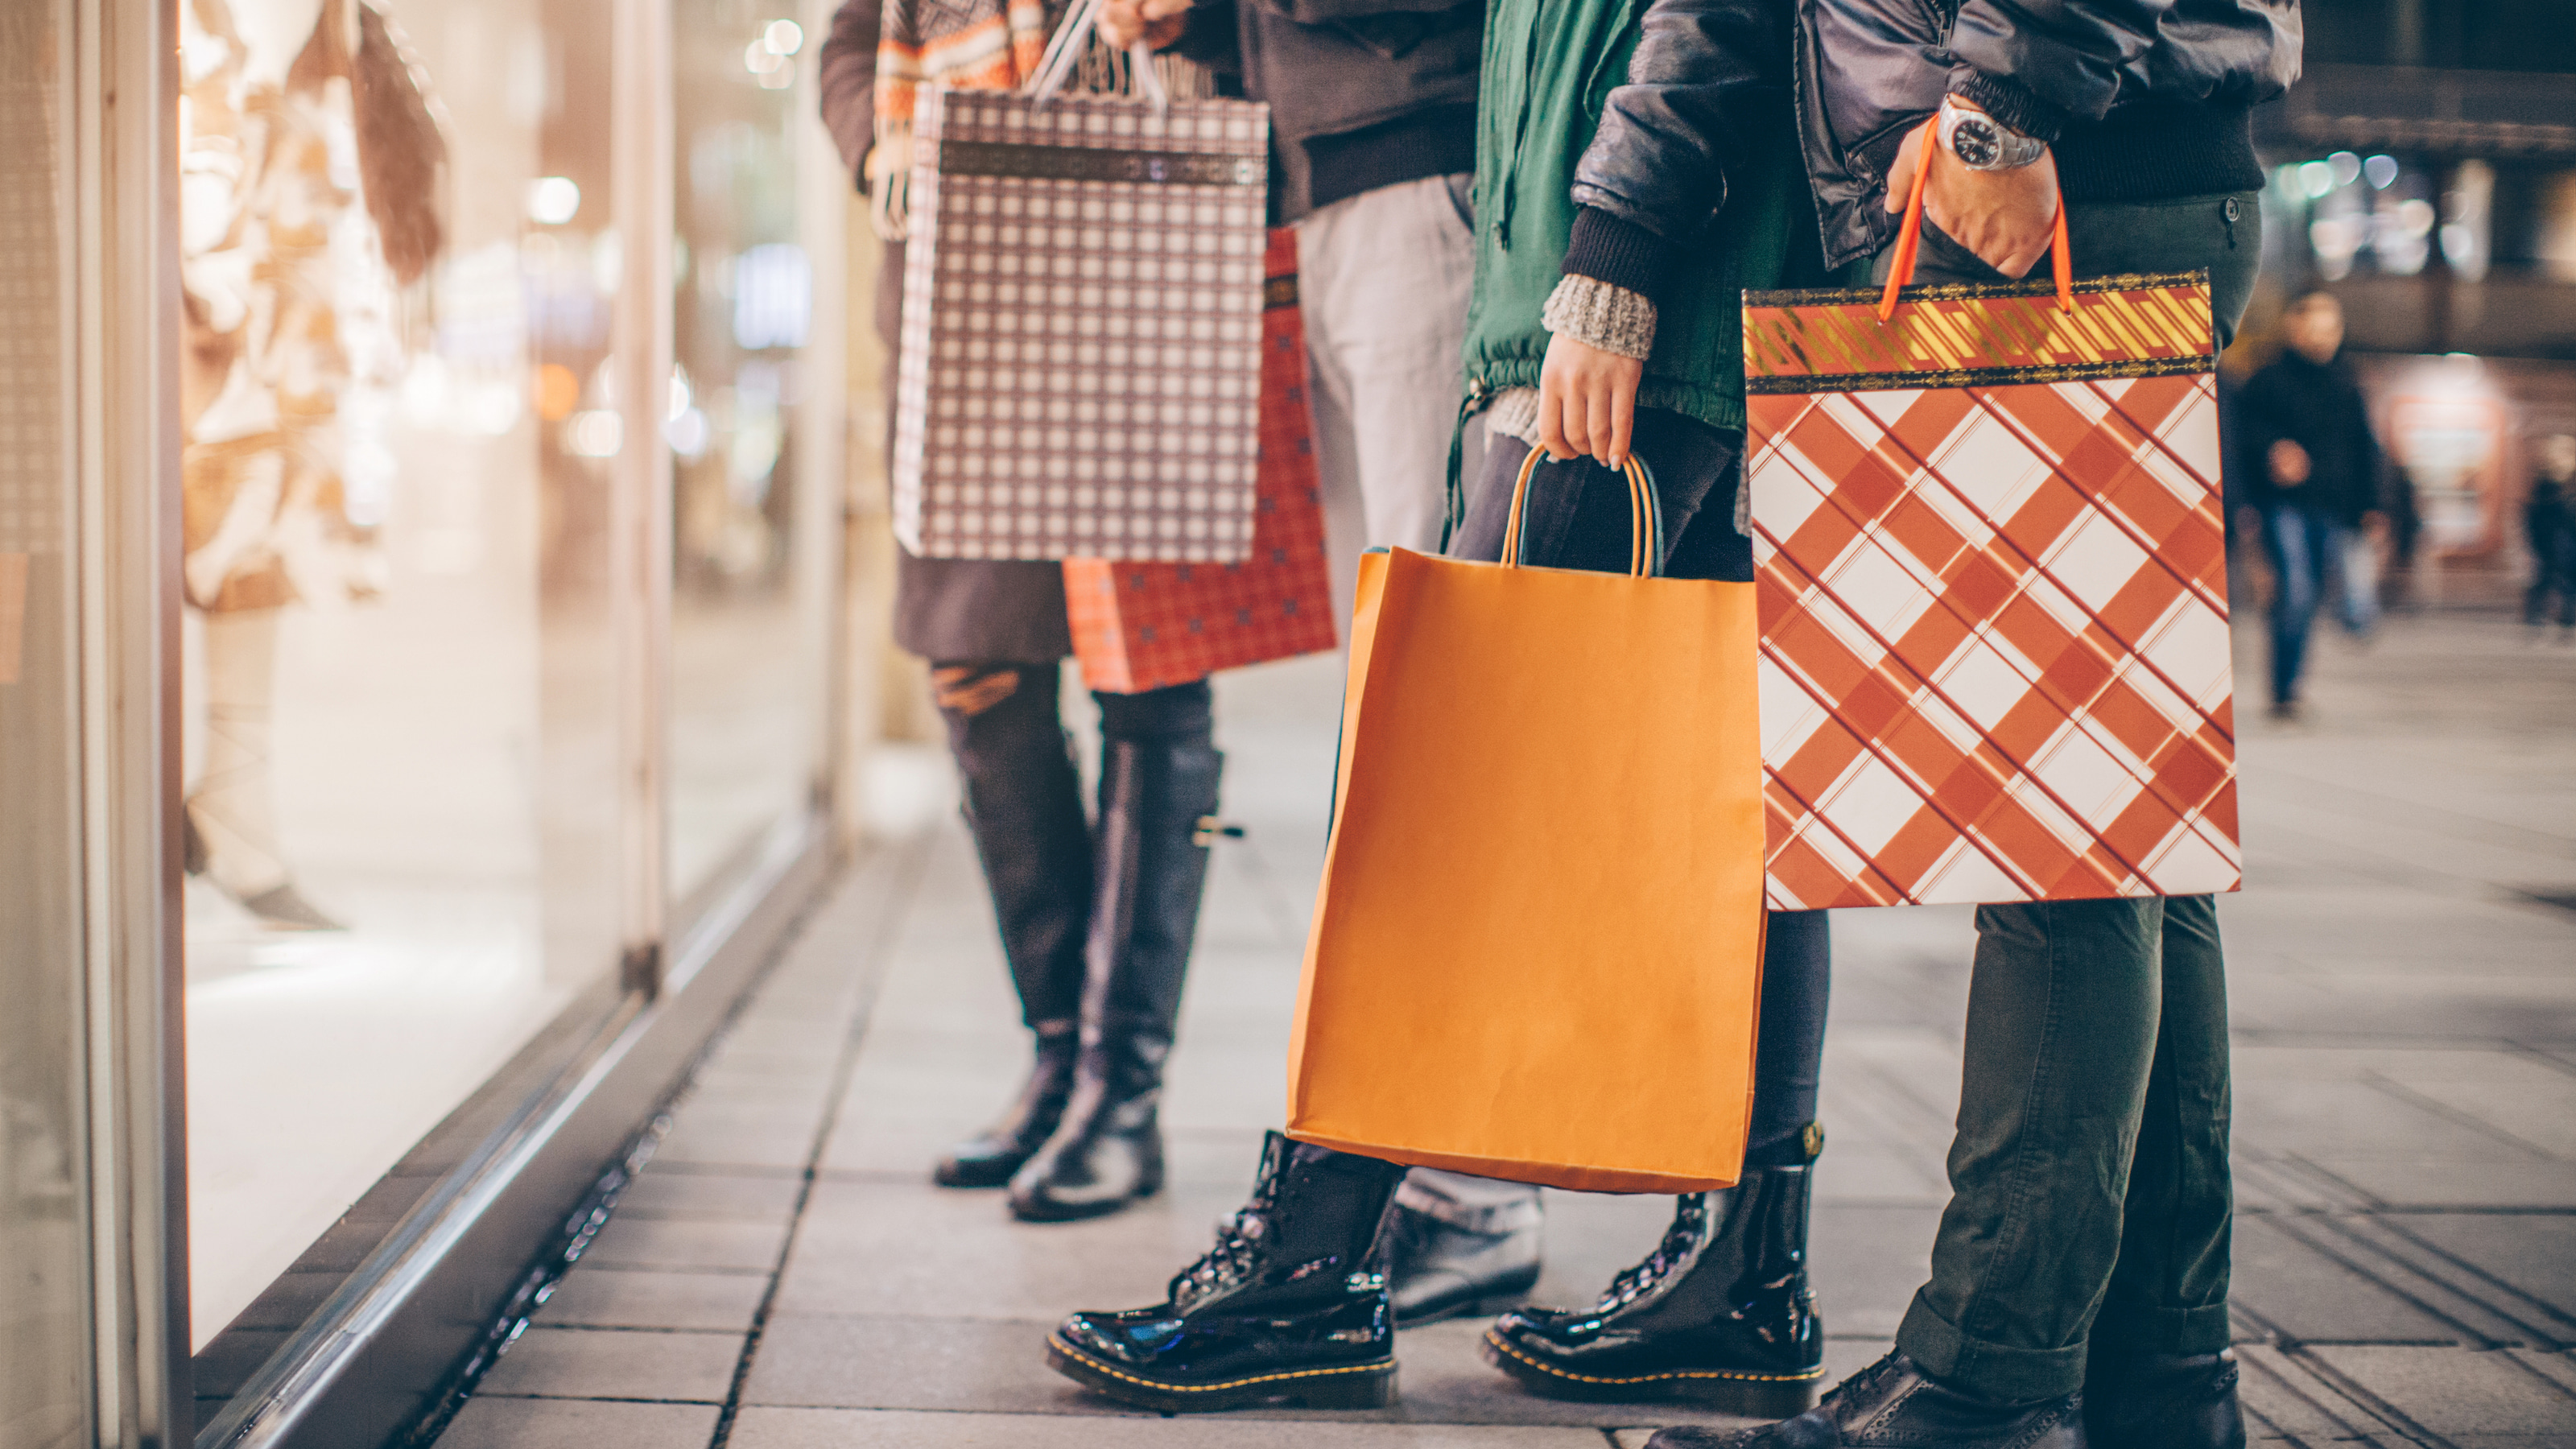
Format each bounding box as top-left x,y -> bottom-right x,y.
1008,737 -> 1221,1222
935,1022 -> 1078,1188
1483,1133 -> 1824,1417
1642,1351 -> 2086,1448
2083,1344 -> 2244,1449
1046,1133 -> 1407,1411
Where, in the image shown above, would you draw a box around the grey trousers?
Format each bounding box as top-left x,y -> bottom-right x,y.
1294,173 -> 1483,557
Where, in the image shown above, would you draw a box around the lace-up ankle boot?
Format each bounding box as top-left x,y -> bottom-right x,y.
1046,1133 -> 1408,1411
1482,1130 -> 1824,1416
1640,1351 -> 2085,1448
1009,737 -> 1222,1221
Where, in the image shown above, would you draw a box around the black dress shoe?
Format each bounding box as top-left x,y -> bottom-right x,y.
1385,1201 -> 1542,1326
935,1024 -> 1078,1189
1483,1143 -> 1823,1417
2084,1346 -> 2243,1449
1046,1133 -> 1408,1411
1641,1351 -> 2086,1448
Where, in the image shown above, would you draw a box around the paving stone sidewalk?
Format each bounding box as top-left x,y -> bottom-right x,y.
439,616 -> 2576,1449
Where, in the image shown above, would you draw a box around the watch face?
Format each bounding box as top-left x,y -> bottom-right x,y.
1951,116 -> 2004,169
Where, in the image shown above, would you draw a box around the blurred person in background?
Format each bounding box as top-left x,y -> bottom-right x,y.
2239,290 -> 2384,721
822,2 -> 1228,1227
2527,433 -> 2576,638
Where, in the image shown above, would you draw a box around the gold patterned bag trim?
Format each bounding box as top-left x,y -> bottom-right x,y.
1741,270 -> 2214,395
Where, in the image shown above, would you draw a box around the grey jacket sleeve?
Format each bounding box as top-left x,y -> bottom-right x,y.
818,0 -> 883,182
1563,0 -> 1791,298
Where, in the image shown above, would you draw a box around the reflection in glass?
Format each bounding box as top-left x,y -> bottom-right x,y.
0,6 -> 92,1442
669,0 -> 828,910
177,0 -> 622,1352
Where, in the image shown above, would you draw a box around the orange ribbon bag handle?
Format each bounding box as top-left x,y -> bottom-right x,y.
1499,447 -> 1666,578
1876,118 -> 2074,322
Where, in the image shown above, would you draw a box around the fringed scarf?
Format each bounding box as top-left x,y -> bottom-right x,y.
869,0 -> 1059,239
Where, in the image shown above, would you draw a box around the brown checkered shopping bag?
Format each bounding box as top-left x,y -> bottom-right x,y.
1063,229 -> 1336,692
890,2 -> 1272,563
1740,153 -> 2240,910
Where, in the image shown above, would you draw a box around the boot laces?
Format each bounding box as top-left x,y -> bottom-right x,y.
1596,1193 -> 1709,1309
1170,1208 -> 1268,1307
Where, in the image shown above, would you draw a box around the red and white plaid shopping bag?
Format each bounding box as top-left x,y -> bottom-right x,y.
1740,264 -> 2240,910
1063,229 -> 1335,692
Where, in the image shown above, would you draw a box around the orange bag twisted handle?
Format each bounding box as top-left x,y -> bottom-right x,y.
1876,118 -> 2073,322
1500,447 -> 1664,578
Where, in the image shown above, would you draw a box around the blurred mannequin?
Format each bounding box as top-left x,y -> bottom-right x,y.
178,0 -> 443,927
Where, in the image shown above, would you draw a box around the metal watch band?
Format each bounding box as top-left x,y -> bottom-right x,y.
1938,99 -> 2048,171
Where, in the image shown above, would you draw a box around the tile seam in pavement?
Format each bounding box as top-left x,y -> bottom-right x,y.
2293,1213 -> 2565,1347
529,1323 -> 758,1335
472,1392 -> 729,1406
705,834 -> 933,1449
2235,1344 -> 2410,1447
2359,1072 -> 2566,1161
2232,1214 -> 2503,1348
2360,1217 -> 2576,1344
572,1264 -> 775,1277
2256,767 -> 2576,857
2281,1342 -> 2462,1449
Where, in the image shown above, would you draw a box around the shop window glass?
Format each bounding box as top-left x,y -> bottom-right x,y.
668,0 -> 830,912
176,0 -> 623,1359
0,6 -> 92,1443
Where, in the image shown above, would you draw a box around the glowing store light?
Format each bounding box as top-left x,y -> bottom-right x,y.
2328,151 -> 2363,188
2363,154 -> 2400,190
666,407 -> 711,460
763,19 -> 804,55
2299,161 -> 2335,199
564,409 -> 624,458
526,175 -> 580,225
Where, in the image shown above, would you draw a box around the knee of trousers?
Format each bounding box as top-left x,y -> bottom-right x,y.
1093,679 -> 1215,744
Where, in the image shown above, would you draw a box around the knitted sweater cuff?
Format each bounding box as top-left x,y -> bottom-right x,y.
1563,205 -> 1678,304
1541,275 -> 1657,362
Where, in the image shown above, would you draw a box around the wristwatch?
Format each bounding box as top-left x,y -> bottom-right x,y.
1938,97 -> 2048,171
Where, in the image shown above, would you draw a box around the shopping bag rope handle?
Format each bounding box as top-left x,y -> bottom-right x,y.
1500,446 -> 1666,579
1027,0 -> 1170,115
1876,118 -> 2072,322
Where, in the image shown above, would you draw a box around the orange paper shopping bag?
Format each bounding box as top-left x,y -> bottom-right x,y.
1285,453 -> 1768,1194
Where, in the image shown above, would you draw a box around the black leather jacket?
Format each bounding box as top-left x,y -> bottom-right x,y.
1570,0 -> 1796,267
1795,0 -> 2299,266
1564,0 -> 2297,279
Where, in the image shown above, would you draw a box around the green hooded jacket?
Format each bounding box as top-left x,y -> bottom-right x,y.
1459,0 -> 1824,436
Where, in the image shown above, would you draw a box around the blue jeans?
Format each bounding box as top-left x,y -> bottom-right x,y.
2263,506 -> 2355,707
